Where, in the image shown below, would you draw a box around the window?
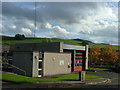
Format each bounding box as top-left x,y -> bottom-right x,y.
76,60 -> 82,63
38,62 -> 42,68
75,61 -> 78,63
38,70 -> 42,75
75,64 -> 82,66
79,61 -> 82,63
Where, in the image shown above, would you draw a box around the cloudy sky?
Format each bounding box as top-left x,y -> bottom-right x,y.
1,1 -> 119,45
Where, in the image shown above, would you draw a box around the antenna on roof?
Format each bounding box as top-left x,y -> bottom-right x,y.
34,0 -> 37,38
33,0 -> 37,50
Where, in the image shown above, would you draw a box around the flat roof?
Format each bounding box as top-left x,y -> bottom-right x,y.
15,42 -> 86,51
63,44 -> 85,51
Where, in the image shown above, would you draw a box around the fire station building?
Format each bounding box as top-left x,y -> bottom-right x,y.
13,42 -> 88,77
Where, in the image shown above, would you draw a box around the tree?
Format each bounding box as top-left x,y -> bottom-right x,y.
82,41 -> 89,45
89,45 -> 119,67
89,46 -> 101,64
15,34 -> 25,40
101,45 -> 119,64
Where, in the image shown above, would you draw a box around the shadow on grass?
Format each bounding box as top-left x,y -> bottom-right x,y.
58,79 -> 79,81
2,80 -> 21,84
64,79 -> 79,81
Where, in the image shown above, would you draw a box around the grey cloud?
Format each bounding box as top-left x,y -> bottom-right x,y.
93,25 -> 118,38
2,2 -> 40,22
2,16 -> 33,36
36,2 -> 102,24
80,28 -> 118,39
2,2 -> 102,24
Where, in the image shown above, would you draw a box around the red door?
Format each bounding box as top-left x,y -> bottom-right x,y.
63,49 -> 85,72
74,50 -> 85,71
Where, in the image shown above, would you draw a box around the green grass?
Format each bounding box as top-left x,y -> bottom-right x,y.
1,73 -> 102,83
88,68 -> 110,71
1,35 -> 119,50
2,36 -> 82,46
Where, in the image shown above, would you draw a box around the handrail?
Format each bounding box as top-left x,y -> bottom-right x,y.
5,62 -> 26,76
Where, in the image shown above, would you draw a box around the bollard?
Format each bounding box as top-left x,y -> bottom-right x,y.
79,71 -> 85,81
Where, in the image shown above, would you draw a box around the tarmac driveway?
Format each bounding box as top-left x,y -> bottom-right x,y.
86,70 -> 119,85
73,70 -> 119,88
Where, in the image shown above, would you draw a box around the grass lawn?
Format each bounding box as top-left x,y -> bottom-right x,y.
2,36 -> 82,46
1,73 -> 102,83
88,68 -> 110,71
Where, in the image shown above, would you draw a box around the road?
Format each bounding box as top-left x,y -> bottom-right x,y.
72,70 -> 119,89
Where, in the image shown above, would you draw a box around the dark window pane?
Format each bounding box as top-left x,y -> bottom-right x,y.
39,62 -> 42,68
38,70 -> 42,75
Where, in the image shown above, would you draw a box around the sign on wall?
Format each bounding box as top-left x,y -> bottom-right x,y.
59,60 -> 64,66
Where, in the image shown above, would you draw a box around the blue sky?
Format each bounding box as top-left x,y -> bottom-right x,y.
1,1 -> 119,45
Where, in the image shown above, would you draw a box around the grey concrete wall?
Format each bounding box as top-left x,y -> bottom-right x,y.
15,42 -> 63,52
43,52 -> 71,76
13,52 -> 33,77
32,51 -> 39,77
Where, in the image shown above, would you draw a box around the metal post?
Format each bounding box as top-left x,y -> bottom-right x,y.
79,71 -> 85,81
